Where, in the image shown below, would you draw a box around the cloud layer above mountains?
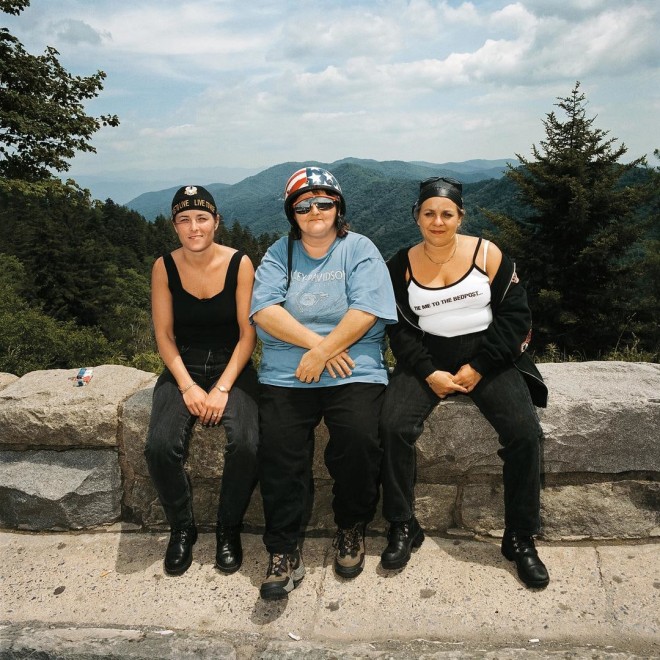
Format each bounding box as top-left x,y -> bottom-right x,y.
6,0 -> 659,177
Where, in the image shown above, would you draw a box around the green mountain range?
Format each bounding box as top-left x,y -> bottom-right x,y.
125,158 -> 519,259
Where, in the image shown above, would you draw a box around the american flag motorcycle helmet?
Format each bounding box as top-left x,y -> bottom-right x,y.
283,166 -> 346,221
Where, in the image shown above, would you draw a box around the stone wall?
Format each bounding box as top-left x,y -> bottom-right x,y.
0,362 -> 658,540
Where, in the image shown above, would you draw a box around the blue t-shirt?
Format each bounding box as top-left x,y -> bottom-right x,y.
250,232 -> 397,387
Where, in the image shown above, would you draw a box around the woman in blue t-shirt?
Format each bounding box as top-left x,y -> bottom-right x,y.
250,166 -> 397,600
144,185 -> 259,577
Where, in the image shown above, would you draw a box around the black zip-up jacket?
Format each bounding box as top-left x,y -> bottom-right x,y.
387,246 -> 548,408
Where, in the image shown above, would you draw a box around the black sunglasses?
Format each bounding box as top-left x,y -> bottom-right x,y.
293,196 -> 337,214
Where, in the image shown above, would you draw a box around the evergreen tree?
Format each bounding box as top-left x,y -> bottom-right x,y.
484,82 -> 657,357
149,214 -> 179,258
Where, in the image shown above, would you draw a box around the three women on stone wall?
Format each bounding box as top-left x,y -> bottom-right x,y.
144,173 -> 550,595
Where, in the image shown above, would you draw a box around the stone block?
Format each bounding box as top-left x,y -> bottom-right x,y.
459,482 -> 506,535
540,480 -> 660,540
0,373 -> 18,390
537,361 -> 660,474
412,361 -> 660,480
0,365 -> 156,449
413,483 -> 457,533
125,474 -> 164,528
0,449 -> 121,530
458,479 -> 660,540
121,385 -> 267,529
120,361 -> 660,538
416,396 -> 500,480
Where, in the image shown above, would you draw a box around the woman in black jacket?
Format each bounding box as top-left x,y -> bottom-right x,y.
379,176 -> 550,589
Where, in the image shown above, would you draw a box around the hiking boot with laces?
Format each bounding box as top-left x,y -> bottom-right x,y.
259,548 -> 305,600
333,522 -> 366,578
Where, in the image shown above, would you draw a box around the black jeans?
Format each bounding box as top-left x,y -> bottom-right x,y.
144,346 -> 259,530
380,339 -> 543,535
258,383 -> 385,553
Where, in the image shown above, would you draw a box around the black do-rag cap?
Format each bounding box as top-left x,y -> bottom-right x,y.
412,176 -> 464,219
171,185 -> 217,218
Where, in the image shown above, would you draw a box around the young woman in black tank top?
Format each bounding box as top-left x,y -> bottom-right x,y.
379,177 -> 550,590
144,185 -> 259,577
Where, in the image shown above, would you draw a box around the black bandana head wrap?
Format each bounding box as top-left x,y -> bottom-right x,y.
412,176 -> 463,220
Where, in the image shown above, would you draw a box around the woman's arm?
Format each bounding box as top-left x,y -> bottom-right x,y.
151,257 -> 207,416
200,255 -> 257,425
387,317 -> 436,380
385,252 -> 437,381
295,309 -> 376,383
252,304 -> 324,349
469,250 -> 534,378
253,304 -> 357,381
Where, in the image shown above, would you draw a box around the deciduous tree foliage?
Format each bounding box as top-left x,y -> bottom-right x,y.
484,83 -> 658,358
0,0 -> 119,182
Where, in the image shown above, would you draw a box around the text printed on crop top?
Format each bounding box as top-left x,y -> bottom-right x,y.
407,239 -> 493,337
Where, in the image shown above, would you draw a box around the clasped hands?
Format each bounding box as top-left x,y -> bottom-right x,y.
182,384 -> 228,426
425,363 -> 482,399
295,345 -> 354,383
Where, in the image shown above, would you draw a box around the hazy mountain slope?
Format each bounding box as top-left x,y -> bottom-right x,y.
126,157 -> 514,233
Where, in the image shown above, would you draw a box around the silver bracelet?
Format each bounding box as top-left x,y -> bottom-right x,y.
179,382 -> 195,394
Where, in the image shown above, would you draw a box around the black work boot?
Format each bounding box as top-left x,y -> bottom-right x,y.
501,529 -> 549,589
164,524 -> 198,576
215,524 -> 243,574
380,516 -> 425,570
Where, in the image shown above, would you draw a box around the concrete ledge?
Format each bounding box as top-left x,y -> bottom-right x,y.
0,362 -> 658,539
1,531 -> 659,657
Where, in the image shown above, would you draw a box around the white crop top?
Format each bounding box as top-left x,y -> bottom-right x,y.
408,239 -> 493,338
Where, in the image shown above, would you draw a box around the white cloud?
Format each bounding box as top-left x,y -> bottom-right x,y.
139,124 -> 199,138
3,0 -> 657,179
52,19 -> 107,46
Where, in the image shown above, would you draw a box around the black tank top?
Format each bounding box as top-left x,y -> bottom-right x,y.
163,250 -> 244,352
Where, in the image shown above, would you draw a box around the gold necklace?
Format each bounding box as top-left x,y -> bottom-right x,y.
423,236 -> 458,265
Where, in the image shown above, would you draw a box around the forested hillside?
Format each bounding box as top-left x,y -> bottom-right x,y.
1,157 -> 655,377
126,157 -> 517,254
0,185 -> 277,375
1,0 -> 657,375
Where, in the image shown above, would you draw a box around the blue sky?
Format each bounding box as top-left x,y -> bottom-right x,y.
5,0 -> 659,200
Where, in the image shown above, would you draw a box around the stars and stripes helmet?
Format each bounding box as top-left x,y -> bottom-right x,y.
283,166 -> 346,222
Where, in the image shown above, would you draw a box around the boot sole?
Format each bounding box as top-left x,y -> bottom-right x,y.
215,560 -> 241,574
501,547 -> 550,589
334,558 -> 365,579
260,572 -> 305,600
381,529 -> 425,570
164,531 -> 197,576
164,554 -> 193,576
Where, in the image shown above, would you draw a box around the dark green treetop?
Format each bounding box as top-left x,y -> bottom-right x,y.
484,82 -> 658,358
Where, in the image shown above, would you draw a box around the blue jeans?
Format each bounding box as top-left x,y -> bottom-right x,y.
258,383 -> 385,553
144,346 -> 259,530
380,360 -> 543,536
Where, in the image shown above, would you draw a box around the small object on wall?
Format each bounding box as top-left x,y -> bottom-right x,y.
71,367 -> 94,386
